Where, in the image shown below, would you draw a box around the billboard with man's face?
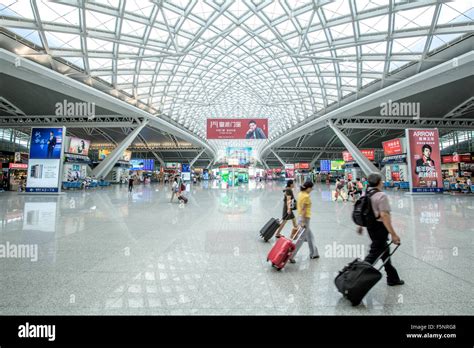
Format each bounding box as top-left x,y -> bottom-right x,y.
207,119 -> 268,139
406,129 -> 443,193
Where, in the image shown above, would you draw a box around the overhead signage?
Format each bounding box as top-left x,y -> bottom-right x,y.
320,160 -> 331,172
342,149 -> 375,162
406,129 -> 443,193
9,163 -> 28,170
295,163 -> 310,170
130,159 -> 155,171
382,138 -> 403,156
207,119 -> 268,139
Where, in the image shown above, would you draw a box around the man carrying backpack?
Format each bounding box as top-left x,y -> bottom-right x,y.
355,173 -> 404,286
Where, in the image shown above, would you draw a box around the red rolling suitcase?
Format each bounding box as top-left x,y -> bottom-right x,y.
267,227 -> 304,270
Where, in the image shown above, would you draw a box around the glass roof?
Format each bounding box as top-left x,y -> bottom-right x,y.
1,0 -> 473,150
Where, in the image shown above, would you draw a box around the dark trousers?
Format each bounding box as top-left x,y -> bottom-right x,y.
365,223 -> 400,283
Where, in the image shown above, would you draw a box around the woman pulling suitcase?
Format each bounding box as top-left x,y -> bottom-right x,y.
274,180 -> 297,238
289,181 -> 319,263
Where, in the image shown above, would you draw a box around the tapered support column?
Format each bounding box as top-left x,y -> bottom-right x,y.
190,149 -> 205,168
271,149 -> 286,166
92,120 -> 149,178
327,120 -> 380,176
151,152 -> 165,168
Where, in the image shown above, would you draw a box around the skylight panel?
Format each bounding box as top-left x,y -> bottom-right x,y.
86,10 -> 116,32
121,19 -> 147,38
361,41 -> 387,54
37,1 -> 79,26
437,2 -> 474,25
392,36 -> 427,53
330,23 -> 354,40
0,1 -> 34,19
87,37 -> 114,51
88,58 -> 112,70
323,0 -> 352,21
44,32 -> 81,49
124,0 -> 154,19
359,15 -> 388,34
394,6 -> 435,30
356,0 -> 389,13
90,0 -> 119,9
306,29 -> 326,43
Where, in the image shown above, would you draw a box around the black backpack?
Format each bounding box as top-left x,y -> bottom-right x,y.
352,189 -> 379,227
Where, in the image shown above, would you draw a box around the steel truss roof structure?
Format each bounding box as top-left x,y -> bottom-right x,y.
0,0 -> 473,164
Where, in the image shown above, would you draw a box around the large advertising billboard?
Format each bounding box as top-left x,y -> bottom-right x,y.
226,147 -> 252,165
98,149 -> 132,162
68,137 -> 90,156
26,127 -> 65,193
406,129 -> 443,193
342,149 -> 375,162
207,119 -> 268,139
285,164 -> 295,179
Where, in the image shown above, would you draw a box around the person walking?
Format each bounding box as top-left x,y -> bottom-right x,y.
356,173 -> 404,286
274,180 -> 297,238
334,178 -> 347,202
347,180 -> 357,202
170,177 -> 179,203
128,174 -> 134,193
290,181 -> 319,263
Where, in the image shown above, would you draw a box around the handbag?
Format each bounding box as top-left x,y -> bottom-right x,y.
290,198 -> 297,210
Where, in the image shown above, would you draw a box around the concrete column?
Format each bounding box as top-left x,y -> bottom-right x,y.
151,151 -> 165,168
92,120 -> 149,178
190,149 -> 205,168
327,120 -> 380,176
310,152 -> 323,168
271,149 -> 286,166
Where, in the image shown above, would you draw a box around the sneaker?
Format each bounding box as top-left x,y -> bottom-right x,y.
310,255 -> 320,259
387,280 -> 405,286
289,259 -> 296,264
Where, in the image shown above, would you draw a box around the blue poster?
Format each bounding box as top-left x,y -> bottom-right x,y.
182,164 -> 190,173
30,128 -> 63,159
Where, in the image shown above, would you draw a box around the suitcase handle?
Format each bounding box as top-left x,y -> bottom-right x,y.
373,241 -> 400,271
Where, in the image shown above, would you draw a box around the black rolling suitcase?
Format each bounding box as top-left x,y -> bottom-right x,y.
335,242 -> 399,306
259,218 -> 281,242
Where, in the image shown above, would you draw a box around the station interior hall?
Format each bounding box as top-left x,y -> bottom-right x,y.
0,0 -> 473,316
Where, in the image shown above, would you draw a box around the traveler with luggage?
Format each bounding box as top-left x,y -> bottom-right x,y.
289,181 -> 319,263
334,178 -> 347,202
177,180 -> 188,204
170,177 -> 179,203
274,180 -> 297,238
347,180 -> 357,202
355,178 -> 363,197
356,173 -> 404,286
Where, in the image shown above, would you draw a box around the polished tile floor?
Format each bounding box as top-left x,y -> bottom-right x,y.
0,180 -> 473,315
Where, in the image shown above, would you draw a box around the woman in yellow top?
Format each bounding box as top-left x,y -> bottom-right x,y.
290,181 -> 319,263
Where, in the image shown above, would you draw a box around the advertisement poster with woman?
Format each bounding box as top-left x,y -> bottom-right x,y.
406,128 -> 443,193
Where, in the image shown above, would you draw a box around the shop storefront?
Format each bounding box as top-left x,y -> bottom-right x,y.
6,163 -> 28,191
